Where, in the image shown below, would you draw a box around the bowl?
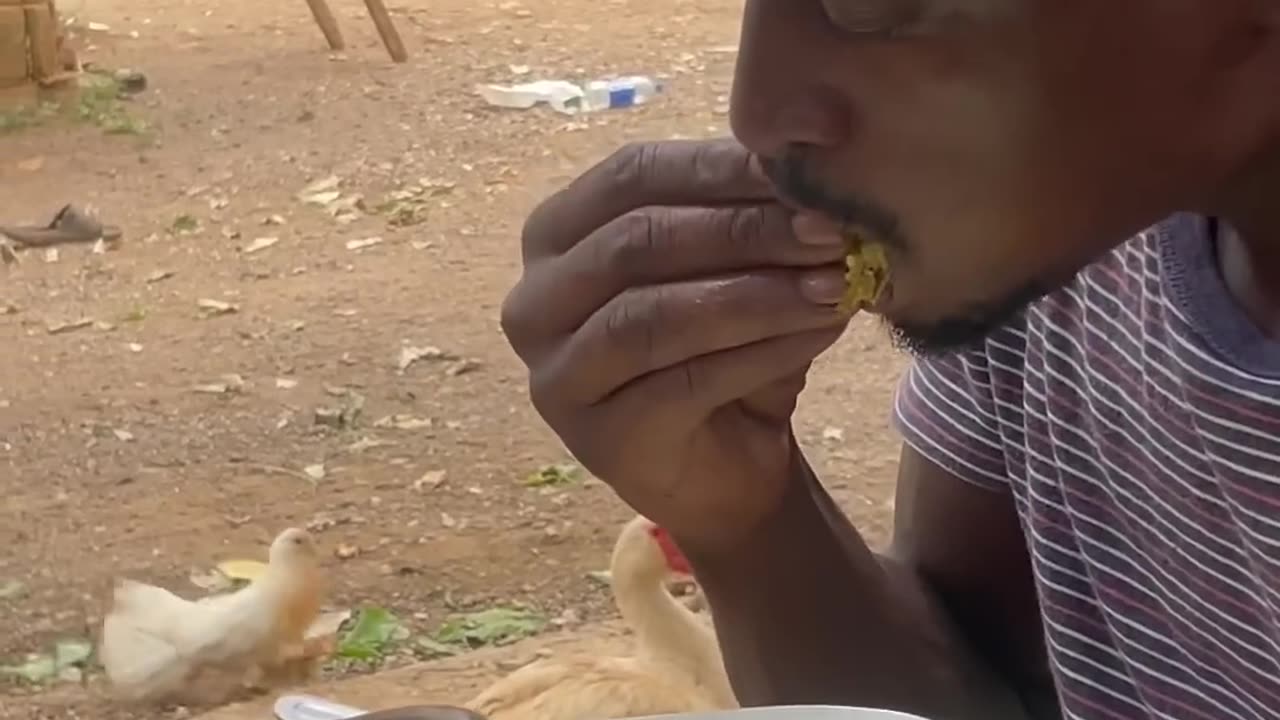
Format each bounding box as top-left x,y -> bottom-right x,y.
631,707 -> 932,720
273,696 -> 934,720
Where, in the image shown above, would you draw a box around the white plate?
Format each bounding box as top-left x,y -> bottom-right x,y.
274,696 -> 932,720
632,707 -> 931,720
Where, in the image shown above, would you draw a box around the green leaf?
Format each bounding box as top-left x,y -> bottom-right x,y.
53,638 -> 92,667
433,607 -> 547,648
120,307 -> 148,323
0,637 -> 93,684
412,636 -> 460,659
171,214 -> 199,233
522,463 -> 582,488
1,655 -> 57,683
0,580 -> 26,600
336,607 -> 404,660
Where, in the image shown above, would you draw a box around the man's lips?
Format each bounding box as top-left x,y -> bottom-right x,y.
788,212 -> 895,316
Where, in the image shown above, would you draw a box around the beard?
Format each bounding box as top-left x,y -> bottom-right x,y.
885,275 -> 1054,357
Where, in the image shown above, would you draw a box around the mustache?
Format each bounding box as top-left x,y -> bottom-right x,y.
759,146 -> 904,250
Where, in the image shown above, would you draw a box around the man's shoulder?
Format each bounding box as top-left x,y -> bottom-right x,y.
893,216 -> 1207,491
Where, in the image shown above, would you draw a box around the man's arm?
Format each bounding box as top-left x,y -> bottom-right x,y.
687,443 -> 1055,720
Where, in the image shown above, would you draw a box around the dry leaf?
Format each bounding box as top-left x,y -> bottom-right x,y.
396,345 -> 453,372
46,318 -> 93,335
414,470 -> 447,491
328,196 -> 366,224
345,236 -> 383,251
298,175 -> 341,201
303,190 -> 342,205
346,437 -> 395,453
307,190 -> 344,207
243,236 -> 279,254
446,359 -> 481,377
197,298 -> 239,316
193,374 -> 245,395
374,414 -> 433,431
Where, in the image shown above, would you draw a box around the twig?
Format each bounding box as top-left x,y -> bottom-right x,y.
238,463 -> 317,484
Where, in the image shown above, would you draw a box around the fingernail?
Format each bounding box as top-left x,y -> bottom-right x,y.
799,268 -> 848,304
792,214 -> 846,246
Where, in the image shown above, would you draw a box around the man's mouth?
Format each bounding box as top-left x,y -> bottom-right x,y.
759,155 -> 897,314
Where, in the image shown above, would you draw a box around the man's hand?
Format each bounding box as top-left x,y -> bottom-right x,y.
501,139 -> 850,555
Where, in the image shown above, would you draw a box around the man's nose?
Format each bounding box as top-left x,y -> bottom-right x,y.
730,0 -> 853,158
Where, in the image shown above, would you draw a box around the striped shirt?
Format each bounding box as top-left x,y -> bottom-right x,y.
893,213 -> 1280,720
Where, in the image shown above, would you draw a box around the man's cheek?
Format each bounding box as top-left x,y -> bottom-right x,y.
889,235 -> 1037,321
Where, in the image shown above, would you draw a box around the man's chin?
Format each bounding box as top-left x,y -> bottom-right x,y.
882,278 -> 1053,357
884,316 -> 1006,357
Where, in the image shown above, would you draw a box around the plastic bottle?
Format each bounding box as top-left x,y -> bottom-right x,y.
583,76 -> 663,111
476,80 -> 586,115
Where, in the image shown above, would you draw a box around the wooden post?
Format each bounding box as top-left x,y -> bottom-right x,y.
304,0 -> 344,51
0,4 -> 27,88
361,0 -> 407,63
23,1 -> 58,81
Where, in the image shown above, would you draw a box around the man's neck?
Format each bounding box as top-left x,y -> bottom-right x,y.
1213,145 -> 1280,338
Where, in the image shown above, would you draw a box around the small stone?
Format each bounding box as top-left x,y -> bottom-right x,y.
414,470 -> 447,491
113,68 -> 148,94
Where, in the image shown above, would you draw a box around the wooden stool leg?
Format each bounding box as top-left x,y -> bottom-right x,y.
361,0 -> 407,63
304,0 -> 345,51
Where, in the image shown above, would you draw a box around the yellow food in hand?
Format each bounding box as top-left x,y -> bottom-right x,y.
838,231 -> 890,313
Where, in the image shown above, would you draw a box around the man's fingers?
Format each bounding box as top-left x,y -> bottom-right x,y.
521,139 -> 773,261
540,269 -> 848,405
606,327 -> 847,435
502,205 -> 847,348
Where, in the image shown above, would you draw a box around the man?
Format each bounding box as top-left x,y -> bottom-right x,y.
497,2 -> 1280,719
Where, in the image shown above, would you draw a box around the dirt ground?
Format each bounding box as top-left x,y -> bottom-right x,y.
0,0 -> 909,717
